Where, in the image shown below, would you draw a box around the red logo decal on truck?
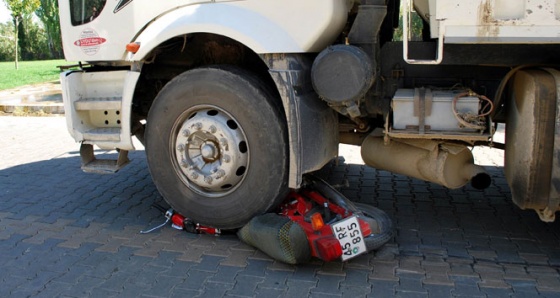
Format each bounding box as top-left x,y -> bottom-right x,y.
74,37 -> 106,47
74,29 -> 106,56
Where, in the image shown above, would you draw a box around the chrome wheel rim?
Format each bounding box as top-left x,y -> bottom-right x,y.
172,105 -> 249,197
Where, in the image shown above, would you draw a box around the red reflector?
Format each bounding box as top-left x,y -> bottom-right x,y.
171,214 -> 185,230
359,219 -> 372,237
126,42 -> 140,53
314,236 -> 342,262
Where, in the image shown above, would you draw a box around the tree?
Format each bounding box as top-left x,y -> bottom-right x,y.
393,10 -> 424,42
0,21 -> 15,61
36,0 -> 62,59
20,14 -> 50,60
3,0 -> 40,69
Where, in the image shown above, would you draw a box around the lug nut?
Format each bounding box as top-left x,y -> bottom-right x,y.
191,172 -> 199,179
209,125 -> 217,134
223,155 -> 231,163
182,129 -> 190,137
194,122 -> 203,130
204,176 -> 213,184
180,160 -> 188,168
216,169 -> 226,179
220,138 -> 228,150
177,144 -> 185,152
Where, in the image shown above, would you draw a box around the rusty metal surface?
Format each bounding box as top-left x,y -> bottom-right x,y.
544,68 -> 560,221
387,130 -> 491,142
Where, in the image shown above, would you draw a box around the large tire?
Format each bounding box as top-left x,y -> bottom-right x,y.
145,67 -> 288,229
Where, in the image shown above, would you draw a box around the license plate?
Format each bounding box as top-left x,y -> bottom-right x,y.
331,216 -> 367,261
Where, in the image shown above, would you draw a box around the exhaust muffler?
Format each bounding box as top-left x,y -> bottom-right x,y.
361,135 -> 491,189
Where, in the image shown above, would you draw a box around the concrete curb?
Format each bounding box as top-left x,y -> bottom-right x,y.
0,102 -> 65,115
0,82 -> 64,115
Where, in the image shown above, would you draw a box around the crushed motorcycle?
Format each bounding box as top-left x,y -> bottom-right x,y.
143,175 -> 394,264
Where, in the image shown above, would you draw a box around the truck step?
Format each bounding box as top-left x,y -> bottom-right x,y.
74,97 -> 122,111
82,128 -> 121,142
80,143 -> 129,174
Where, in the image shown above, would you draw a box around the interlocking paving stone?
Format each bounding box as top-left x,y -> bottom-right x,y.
311,273 -> 345,294
34,281 -> 74,298
396,272 -> 428,294
255,287 -> 286,298
199,287 -> 230,297
340,284 -> 372,297
480,286 -> 514,297
424,284 -> 454,298
142,275 -> 187,297
369,260 -> 399,281
208,265 -> 242,284
176,270 -> 214,290
2,117 -> 560,296
219,248 -> 255,267
1,276 -> 29,297
228,274 -> 264,296
423,274 -> 454,286
539,291 -> 560,298
289,264 -> 321,282
450,284 -> 486,298
237,258 -> 272,277
286,280 -> 317,297
369,279 -> 398,296
341,268 -> 370,285
258,270 -> 292,290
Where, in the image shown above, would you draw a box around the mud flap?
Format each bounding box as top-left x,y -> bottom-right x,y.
505,68 -> 560,221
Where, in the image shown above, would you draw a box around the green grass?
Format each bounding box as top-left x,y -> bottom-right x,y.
0,60 -> 69,90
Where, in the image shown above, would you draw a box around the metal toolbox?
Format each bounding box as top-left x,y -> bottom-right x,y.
392,88 -> 480,132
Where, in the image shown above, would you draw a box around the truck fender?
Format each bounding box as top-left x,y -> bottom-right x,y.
127,2 -> 348,61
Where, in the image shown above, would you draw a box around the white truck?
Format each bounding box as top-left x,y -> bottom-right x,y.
59,0 -> 560,228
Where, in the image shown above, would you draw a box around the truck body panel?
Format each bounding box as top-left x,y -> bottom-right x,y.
414,0 -> 560,43
60,0 -> 349,62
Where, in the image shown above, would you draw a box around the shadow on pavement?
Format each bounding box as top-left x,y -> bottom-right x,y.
1,152 -> 559,266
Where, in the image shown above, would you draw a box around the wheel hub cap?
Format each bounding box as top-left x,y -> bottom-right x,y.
201,143 -> 218,161
174,107 -> 249,195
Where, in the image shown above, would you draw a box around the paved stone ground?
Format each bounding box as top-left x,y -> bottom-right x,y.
1,116 -> 560,297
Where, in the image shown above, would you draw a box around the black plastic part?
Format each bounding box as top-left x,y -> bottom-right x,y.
311,45 -> 374,104
184,220 -> 199,234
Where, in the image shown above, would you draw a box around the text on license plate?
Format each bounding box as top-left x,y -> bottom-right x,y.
331,216 -> 367,261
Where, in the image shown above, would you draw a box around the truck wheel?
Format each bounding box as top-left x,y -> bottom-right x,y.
145,67 -> 288,229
